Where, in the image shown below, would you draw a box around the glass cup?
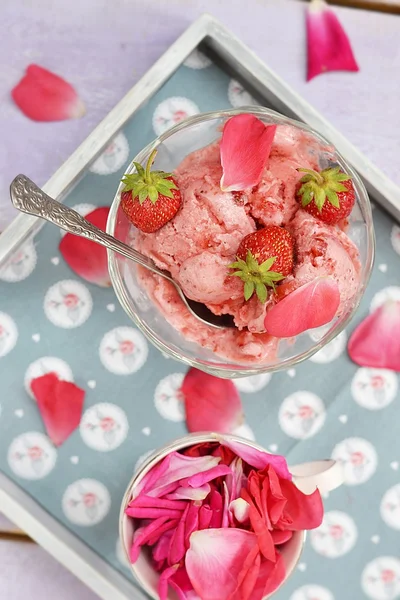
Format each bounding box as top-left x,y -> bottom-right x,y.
119,433 -> 307,600
107,107 -> 374,379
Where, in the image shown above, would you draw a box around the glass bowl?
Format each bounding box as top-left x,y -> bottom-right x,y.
107,107 -> 374,379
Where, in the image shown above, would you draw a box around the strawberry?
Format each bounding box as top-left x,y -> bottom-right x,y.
120,149 -> 181,233
229,226 -> 294,303
296,166 -> 355,225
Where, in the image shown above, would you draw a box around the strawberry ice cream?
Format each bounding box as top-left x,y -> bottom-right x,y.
132,123 -> 361,364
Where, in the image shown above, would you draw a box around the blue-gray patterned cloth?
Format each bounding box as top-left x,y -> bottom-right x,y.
1,51 -> 400,600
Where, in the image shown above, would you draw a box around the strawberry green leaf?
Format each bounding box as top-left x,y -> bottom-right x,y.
244,281 -> 255,301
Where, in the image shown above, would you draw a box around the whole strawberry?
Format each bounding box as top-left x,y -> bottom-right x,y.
229,226 -> 294,303
296,166 -> 355,225
120,149 -> 181,233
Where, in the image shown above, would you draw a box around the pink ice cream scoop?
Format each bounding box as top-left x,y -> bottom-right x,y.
133,124 -> 361,364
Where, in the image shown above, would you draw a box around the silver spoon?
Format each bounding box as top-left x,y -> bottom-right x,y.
10,175 -> 235,330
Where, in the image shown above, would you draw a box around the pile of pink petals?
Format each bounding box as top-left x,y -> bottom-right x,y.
126,439 -> 324,600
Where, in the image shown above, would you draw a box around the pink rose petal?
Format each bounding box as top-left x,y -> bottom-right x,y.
271,530 -> 293,545
168,504 -> 190,565
220,114 -> 277,192
152,530 -> 174,563
279,478 -> 324,531
220,438 -> 292,480
264,277 -> 340,338
186,529 -> 260,600
181,464 -> 232,488
166,484 -> 211,501
170,568 -> 197,600
158,565 -> 180,600
229,498 -> 250,524
348,301 -> 400,371
30,373 -> 85,447
129,517 -> 178,563
125,506 -> 183,520
253,551 -> 286,599
143,452 -> 221,497
209,488 -> 223,529
11,64 -> 85,121
128,495 -> 185,510
182,368 -> 243,434
198,505 -> 213,530
59,207 -> 111,287
306,0 -> 359,81
184,503 -> 201,549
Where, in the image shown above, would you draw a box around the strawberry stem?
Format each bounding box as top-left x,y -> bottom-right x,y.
145,148 -> 158,184
297,168 -> 324,185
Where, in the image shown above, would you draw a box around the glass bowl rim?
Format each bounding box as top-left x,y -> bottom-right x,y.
106,106 -> 375,378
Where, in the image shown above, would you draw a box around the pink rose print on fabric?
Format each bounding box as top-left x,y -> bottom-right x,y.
44,280 -> 92,329
311,511 -> 357,558
99,327 -> 148,375
80,403 -> 129,451
332,438 -> 378,485
279,392 -> 326,439
7,432 -> 57,480
62,479 -> 110,526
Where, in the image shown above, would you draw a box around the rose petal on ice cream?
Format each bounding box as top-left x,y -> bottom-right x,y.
306,0 -> 359,82
182,368 -> 244,433
220,114 -> 277,191
264,276 -> 340,337
348,300 -> 400,371
30,373 -> 85,446
12,64 -> 85,121
186,529 -> 260,600
219,438 -> 292,480
59,207 -> 111,287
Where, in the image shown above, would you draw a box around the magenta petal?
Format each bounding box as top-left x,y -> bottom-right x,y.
153,531 -> 174,563
220,114 -> 277,192
166,484 -> 211,501
186,529 -> 259,600
199,505 -> 213,530
348,301 -> 400,371
170,568 -> 196,600
209,489 -> 223,529
135,453 -> 172,496
182,368 -> 243,434
128,495 -> 186,510
130,517 -> 178,563
125,507 -> 183,520
220,438 -> 292,480
185,503 -> 201,548
144,452 -> 221,497
158,565 -> 179,600
264,277 -> 340,338
168,504 -> 190,565
306,0 -> 359,81
181,465 -> 232,488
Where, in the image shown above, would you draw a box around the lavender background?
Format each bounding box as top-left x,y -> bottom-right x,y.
1,0 -> 400,599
